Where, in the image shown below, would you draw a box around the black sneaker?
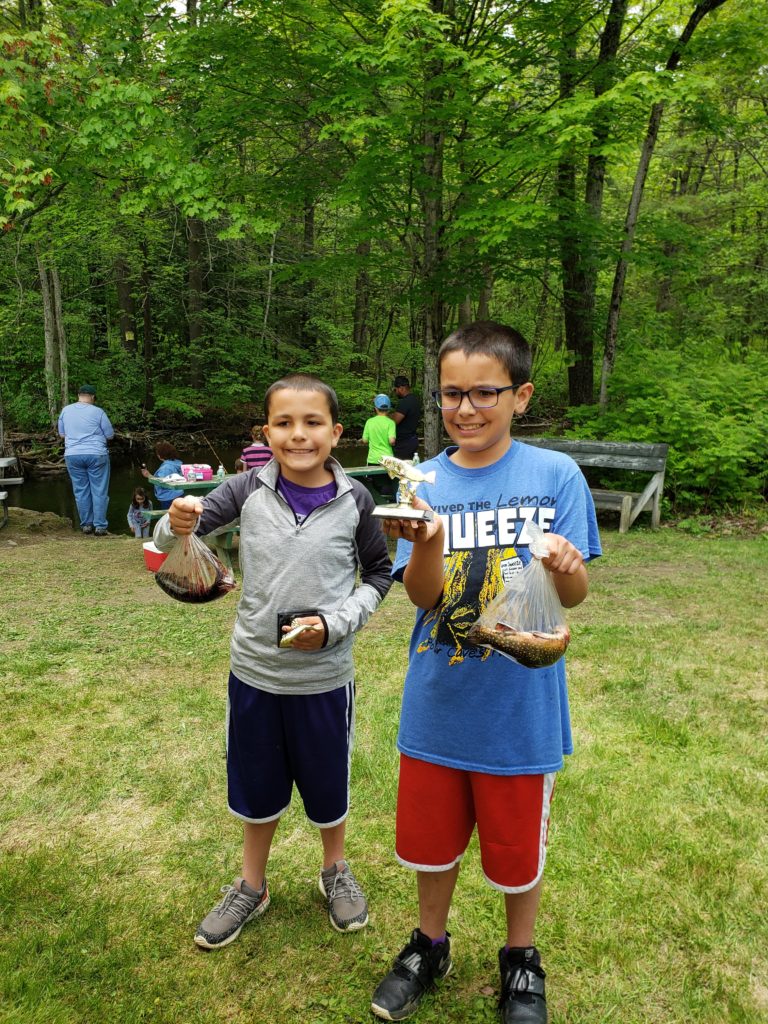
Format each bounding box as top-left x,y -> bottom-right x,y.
94,528 -> 109,536
371,928 -> 452,1021
498,946 -> 547,1024
81,525 -> 94,535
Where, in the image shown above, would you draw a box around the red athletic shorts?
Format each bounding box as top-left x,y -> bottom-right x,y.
396,754 -> 556,893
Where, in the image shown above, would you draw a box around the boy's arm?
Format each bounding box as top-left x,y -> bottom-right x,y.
381,497 -> 445,610
320,485 -> 393,647
152,473 -> 256,551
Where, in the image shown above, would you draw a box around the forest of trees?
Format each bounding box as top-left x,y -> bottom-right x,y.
1,0 -> 767,508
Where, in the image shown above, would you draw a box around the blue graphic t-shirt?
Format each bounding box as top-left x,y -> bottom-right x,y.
393,441 -> 602,776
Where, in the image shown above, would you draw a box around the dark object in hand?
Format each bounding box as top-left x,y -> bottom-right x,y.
155,533 -> 236,603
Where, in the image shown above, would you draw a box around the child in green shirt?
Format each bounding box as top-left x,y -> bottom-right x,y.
362,394 -> 396,466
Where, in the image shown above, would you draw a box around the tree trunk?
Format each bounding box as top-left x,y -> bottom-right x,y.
88,264 -> 109,357
299,197 -> 317,352
261,229 -> 277,349
600,0 -> 730,410
419,0 -> 447,458
51,267 -> 68,409
37,255 -> 60,427
350,239 -> 371,372
477,267 -> 493,320
115,257 -> 137,352
141,243 -> 155,413
187,216 -> 205,386
558,0 -> 628,407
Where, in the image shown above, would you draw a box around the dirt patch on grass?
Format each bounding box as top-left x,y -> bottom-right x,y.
1,506 -> 76,546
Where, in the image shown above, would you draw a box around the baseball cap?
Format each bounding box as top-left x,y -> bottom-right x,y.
78,385 -> 96,395
393,375 -> 410,389
374,394 -> 391,411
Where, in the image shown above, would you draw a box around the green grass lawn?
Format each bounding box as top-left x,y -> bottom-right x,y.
1,526 -> 767,1023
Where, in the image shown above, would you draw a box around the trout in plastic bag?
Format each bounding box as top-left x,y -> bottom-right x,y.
466,621 -> 570,668
155,533 -> 236,603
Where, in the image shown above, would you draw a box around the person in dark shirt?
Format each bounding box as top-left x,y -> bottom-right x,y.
392,376 -> 421,460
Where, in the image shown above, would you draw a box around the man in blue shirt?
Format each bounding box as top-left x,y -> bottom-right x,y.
57,385 -> 114,535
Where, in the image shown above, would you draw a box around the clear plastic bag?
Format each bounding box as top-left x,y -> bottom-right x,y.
155,532 -> 236,603
466,521 -> 570,668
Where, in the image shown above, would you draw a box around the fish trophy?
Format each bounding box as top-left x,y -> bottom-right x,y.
371,456 -> 436,522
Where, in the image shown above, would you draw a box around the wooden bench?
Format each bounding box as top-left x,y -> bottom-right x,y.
522,439 -> 669,533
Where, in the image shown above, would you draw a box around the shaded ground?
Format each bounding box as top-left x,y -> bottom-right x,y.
1,506 -> 75,547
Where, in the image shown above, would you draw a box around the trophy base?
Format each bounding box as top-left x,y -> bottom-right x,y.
371,504 -> 434,523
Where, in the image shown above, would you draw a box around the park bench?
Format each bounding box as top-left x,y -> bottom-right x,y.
521,438 -> 669,533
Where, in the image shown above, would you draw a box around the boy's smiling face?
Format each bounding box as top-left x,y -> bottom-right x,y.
439,350 -> 533,468
263,388 -> 343,487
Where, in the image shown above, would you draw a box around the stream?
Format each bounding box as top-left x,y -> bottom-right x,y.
5,441 -> 372,532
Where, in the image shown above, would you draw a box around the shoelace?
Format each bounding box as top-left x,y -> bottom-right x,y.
214,885 -> 261,922
326,869 -> 364,903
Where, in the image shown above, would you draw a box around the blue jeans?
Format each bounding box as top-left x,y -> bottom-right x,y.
65,454 -> 111,530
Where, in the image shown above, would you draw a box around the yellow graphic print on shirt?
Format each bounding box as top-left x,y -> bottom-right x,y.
418,546 -> 519,666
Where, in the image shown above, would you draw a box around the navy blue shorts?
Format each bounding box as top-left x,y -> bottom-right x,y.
226,672 -> 355,827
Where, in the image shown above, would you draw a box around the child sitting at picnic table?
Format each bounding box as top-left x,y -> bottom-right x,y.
141,441 -> 184,509
152,373 -> 392,949
370,321 -> 601,1024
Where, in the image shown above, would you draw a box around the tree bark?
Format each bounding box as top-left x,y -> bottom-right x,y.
51,267 -> 68,409
600,0 -> 730,410
141,242 -> 155,413
115,257 -> 137,352
261,229 -> 277,350
558,0 -> 628,407
350,239 -> 371,371
299,197 -> 317,352
37,255 -> 60,427
419,0 -> 447,458
187,216 -> 205,386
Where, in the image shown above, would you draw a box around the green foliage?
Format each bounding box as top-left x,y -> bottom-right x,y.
569,342 -> 768,511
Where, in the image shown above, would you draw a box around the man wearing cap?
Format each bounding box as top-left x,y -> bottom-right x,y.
391,375 -> 421,460
363,393 -> 396,467
57,385 -> 114,535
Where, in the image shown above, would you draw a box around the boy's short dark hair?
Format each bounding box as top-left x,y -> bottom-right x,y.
264,373 -> 340,423
438,321 -> 532,386
393,375 -> 410,389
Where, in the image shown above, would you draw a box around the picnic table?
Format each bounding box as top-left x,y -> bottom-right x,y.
0,455 -> 23,530
145,466 -> 392,570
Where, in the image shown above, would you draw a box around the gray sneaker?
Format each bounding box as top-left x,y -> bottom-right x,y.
318,860 -> 369,932
194,877 -> 270,949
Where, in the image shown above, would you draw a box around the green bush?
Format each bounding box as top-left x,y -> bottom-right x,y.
568,342 -> 768,511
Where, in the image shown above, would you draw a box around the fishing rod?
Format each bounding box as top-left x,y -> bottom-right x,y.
199,431 -> 226,469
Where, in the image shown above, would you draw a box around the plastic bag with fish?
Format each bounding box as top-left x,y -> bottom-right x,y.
466,521 -> 569,668
155,531 -> 236,604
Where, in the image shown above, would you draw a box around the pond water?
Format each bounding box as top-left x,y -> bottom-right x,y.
5,441 -> 372,532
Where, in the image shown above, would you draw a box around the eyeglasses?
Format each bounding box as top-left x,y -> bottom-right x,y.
431,385 -> 519,410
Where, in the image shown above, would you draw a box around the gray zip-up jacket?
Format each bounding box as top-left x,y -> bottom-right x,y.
153,458 -> 392,694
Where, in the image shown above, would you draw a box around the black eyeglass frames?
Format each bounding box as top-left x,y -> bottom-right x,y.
431,385 -> 519,410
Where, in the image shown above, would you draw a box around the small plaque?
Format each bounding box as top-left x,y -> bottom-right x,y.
371,456 -> 437,523
371,504 -> 434,522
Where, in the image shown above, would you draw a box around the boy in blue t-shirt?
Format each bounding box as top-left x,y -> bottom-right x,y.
371,322 -> 601,1024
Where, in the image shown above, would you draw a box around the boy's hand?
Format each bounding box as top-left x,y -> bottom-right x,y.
281,616 -> 325,651
541,533 -> 584,575
378,496 -> 443,545
169,496 -> 203,536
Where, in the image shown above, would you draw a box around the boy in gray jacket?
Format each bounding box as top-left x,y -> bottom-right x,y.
153,373 -> 392,948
